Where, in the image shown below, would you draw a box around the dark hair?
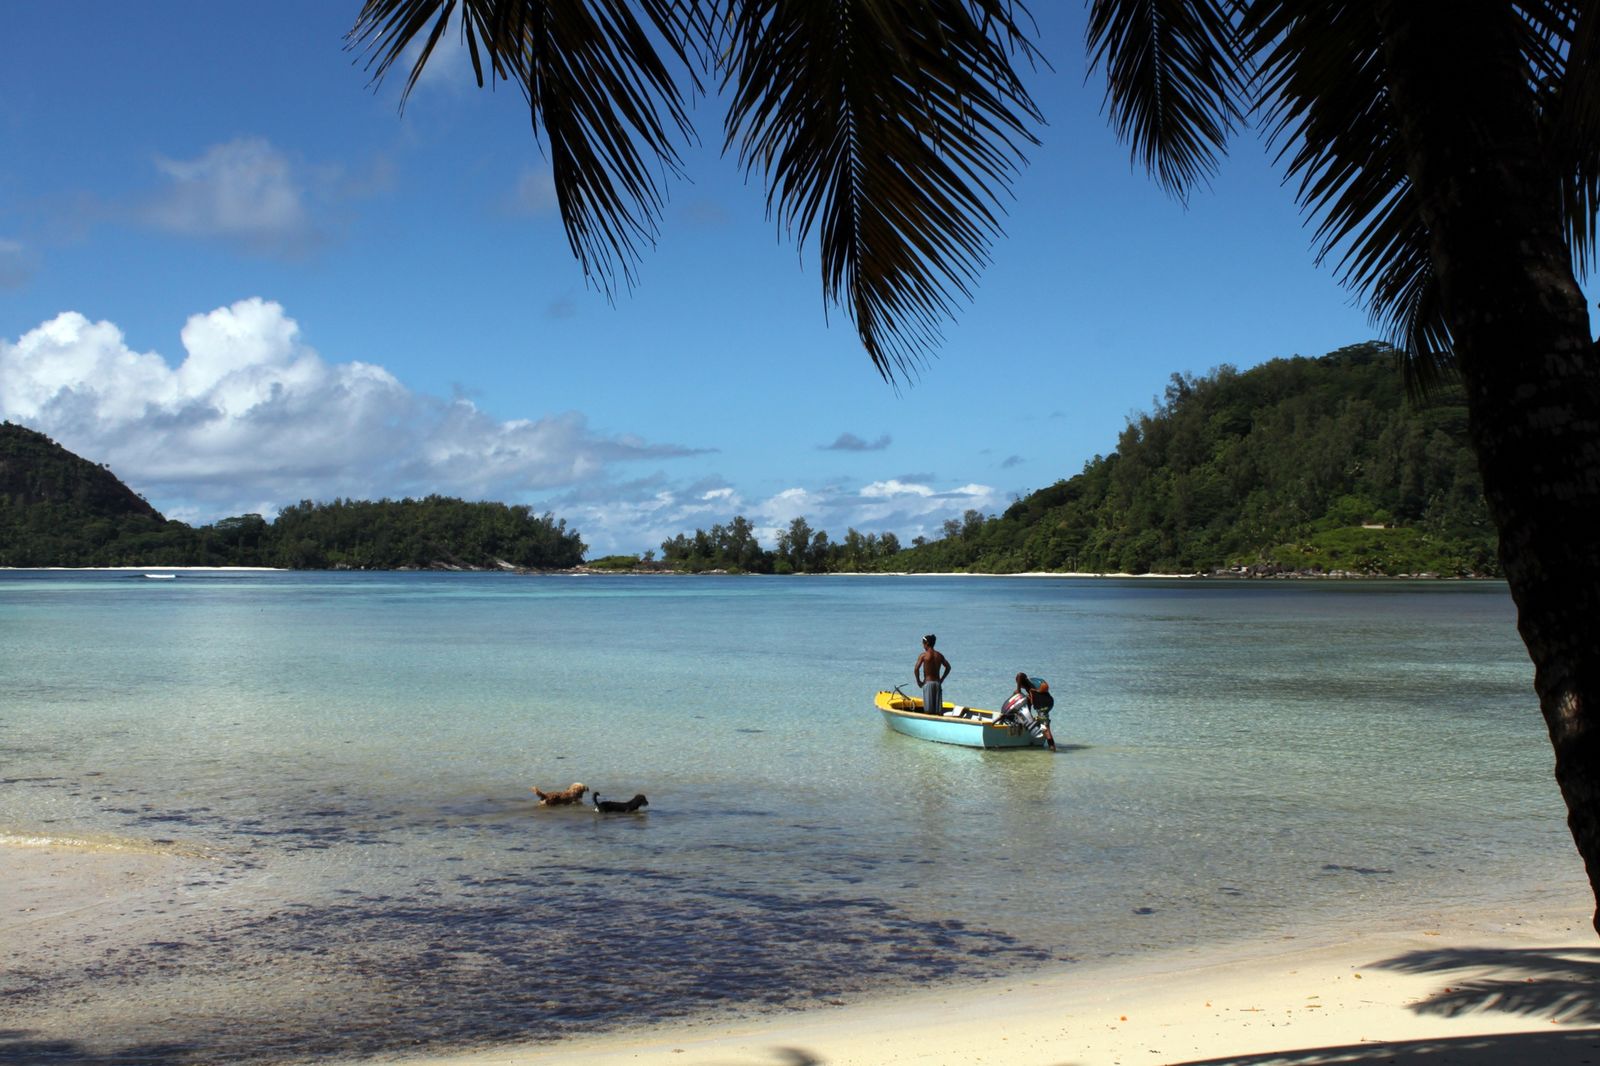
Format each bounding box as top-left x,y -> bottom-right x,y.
1015,672 -> 1031,688
923,634 -> 936,646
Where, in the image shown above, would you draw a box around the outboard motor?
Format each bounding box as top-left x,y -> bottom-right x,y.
999,692 -> 1051,745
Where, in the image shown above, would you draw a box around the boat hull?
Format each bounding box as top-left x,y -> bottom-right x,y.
873,690 -> 1038,749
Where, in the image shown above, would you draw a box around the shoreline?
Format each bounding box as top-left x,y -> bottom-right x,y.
351,893 -> 1599,1066
1,566 -> 1503,580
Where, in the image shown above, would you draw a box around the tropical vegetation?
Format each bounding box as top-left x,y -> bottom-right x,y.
0,423 -> 584,570
659,515 -> 903,572
897,343 -> 1495,575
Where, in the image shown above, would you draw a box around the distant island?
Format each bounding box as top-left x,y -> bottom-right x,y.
0,342 -> 1499,576
0,423 -> 585,570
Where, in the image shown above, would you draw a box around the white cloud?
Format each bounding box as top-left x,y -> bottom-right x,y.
861,478 -> 934,498
946,483 -> 995,498
0,299 -> 702,526
143,139 -> 315,253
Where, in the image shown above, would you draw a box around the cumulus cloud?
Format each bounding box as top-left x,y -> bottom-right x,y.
143,139 -> 312,251
820,432 -> 891,452
860,478 -> 933,498
138,138 -> 388,256
0,299 -> 705,526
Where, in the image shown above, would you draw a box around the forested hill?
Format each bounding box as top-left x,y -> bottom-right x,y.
0,421 -> 183,565
1,422 -> 163,519
894,342 -> 1499,576
0,422 -> 585,569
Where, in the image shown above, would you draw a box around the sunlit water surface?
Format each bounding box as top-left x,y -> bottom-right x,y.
0,571 -> 1575,1062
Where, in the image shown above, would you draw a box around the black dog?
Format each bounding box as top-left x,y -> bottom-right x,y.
593,793 -> 649,813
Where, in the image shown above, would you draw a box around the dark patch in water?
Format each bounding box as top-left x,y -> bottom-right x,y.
1320,863 -> 1394,876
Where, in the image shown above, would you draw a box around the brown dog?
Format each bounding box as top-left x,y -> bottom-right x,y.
532,782 -> 588,806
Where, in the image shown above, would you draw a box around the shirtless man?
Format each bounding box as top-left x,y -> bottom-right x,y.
914,634 -> 952,715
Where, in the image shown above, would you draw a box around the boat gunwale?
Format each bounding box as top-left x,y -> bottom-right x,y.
874,690 -> 1003,727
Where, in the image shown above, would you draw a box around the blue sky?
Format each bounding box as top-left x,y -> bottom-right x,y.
0,3 -> 1384,557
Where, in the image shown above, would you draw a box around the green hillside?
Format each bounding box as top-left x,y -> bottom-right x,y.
895,342 -> 1497,576
0,422 -> 187,566
0,423 -> 585,570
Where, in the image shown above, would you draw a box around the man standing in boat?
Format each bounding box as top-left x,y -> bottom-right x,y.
914,634 -> 952,715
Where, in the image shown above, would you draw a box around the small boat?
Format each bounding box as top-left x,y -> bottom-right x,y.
873,688 -> 1040,749
142,573 -> 177,580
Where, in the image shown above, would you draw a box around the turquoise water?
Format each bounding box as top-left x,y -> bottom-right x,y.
0,571 -> 1579,1062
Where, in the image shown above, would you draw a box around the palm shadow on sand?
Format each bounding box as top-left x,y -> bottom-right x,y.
1149,945 -> 1600,1066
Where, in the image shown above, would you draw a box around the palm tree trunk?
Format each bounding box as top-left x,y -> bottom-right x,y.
1377,1 -> 1600,931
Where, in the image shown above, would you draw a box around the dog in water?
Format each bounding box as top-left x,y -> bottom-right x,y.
532,782 -> 588,806
593,793 -> 648,813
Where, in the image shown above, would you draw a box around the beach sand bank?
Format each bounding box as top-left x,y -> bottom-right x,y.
369,895 -> 1599,1066
6,840 -> 1596,1066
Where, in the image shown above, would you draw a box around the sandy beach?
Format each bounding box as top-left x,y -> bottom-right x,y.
6,839 -> 1597,1066
372,894 -> 1600,1066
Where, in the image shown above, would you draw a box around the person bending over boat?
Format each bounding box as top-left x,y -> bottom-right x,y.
914,634 -> 952,716
1010,673 -> 1057,752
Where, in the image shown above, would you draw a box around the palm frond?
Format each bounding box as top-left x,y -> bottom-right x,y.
1244,0 -> 1457,392
350,0 -> 700,295
1087,0 -> 1246,202
1524,1 -> 1600,275
718,0 -> 1044,381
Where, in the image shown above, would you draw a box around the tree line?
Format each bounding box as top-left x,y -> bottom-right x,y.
212,497 -> 586,570
652,343 -> 1498,578
0,495 -> 584,571
656,514 -> 902,573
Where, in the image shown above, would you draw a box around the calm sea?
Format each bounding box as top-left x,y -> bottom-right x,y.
0,571 -> 1579,1063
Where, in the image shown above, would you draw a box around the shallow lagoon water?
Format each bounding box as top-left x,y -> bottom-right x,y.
0,571 -> 1577,1062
